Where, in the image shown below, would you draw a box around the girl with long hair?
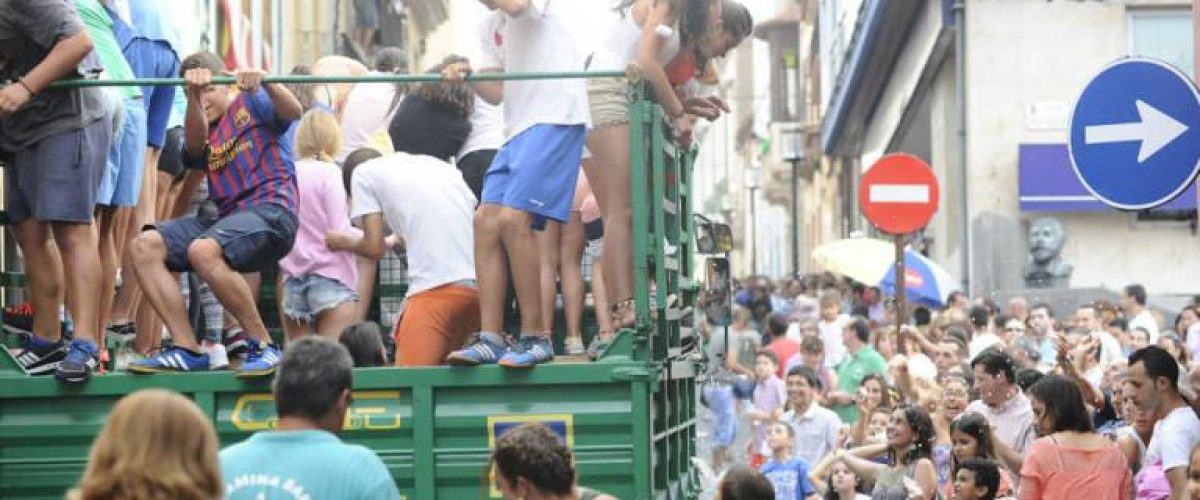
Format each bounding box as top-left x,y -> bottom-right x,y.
942,412 -> 1014,499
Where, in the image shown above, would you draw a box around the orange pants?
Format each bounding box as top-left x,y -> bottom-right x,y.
393,284 -> 480,366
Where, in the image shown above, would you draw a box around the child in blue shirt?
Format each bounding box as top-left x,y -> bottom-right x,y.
760,421 -> 818,500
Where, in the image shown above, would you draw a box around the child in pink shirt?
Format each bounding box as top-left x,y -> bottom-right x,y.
278,110 -> 359,340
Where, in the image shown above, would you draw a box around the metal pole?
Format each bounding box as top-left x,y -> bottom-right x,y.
46,71 -> 627,89
750,186 -> 759,275
1194,0 -> 1199,215
894,235 -> 907,335
954,0 -> 971,294
791,159 -> 800,277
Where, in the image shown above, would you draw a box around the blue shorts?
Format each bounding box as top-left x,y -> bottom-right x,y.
282,274 -> 358,323
6,118 -> 109,224
704,384 -> 737,448
481,124 -> 585,226
123,39 -> 179,148
97,96 -> 148,207
152,203 -> 298,273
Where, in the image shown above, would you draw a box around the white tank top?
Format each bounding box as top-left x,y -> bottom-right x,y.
589,9 -> 681,71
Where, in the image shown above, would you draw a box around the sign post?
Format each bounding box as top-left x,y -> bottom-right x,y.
1068,57 -> 1200,210
859,154 -> 940,336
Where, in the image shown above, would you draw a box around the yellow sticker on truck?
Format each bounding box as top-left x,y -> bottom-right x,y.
230,391 -> 404,431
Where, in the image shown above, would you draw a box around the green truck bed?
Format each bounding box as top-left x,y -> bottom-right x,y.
0,73 -> 702,499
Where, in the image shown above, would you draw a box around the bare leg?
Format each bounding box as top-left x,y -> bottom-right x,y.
560,212 -> 586,339
12,220 -> 63,341
354,256 -> 378,321
187,240 -> 270,343
316,301 -> 359,341
584,126 -> 634,326
52,222 -> 104,344
128,231 -> 195,349
496,207 -> 542,336
96,207 -> 119,337
281,314 -> 316,342
475,203 -> 510,334
592,256 -> 613,336
536,221 -> 562,334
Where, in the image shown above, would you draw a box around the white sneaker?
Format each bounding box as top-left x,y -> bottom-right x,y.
202,341 -> 229,370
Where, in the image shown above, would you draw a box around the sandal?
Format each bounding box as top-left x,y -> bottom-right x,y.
587,330 -> 615,360
611,299 -> 636,330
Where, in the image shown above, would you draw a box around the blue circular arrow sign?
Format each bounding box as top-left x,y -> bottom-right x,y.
1069,58 -> 1200,210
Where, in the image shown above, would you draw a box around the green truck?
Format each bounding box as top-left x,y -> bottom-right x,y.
0,72 -> 708,499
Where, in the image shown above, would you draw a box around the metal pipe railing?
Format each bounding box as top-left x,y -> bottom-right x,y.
47,70 -> 627,89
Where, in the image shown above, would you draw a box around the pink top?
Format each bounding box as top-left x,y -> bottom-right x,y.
1019,435 -> 1132,500
278,158 -> 359,289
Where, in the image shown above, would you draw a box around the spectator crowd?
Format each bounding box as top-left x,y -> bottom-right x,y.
698,274 -> 1200,499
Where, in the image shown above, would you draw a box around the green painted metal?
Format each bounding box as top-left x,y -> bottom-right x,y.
0,72 -> 700,499
47,71 -> 626,89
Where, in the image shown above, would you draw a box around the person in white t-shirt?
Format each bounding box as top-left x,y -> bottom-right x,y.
584,0 -> 725,339
1076,303 -> 1125,367
1128,345 -> 1200,498
335,49 -> 405,162
1123,284 -> 1160,344
441,0 -> 590,368
454,10 -> 507,200
326,147 -> 479,366
816,290 -> 850,368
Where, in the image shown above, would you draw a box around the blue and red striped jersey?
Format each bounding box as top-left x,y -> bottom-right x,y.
204,89 -> 297,216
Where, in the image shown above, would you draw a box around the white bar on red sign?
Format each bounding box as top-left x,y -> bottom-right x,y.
869,184 -> 930,204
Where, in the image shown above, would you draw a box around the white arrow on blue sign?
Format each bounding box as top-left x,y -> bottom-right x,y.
1069,57 -> 1200,210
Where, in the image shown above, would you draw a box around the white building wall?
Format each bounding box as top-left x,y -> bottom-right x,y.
964,0 -> 1200,295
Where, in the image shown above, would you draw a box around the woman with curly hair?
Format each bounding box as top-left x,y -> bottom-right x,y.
68,389 -> 221,499
833,404 -> 939,499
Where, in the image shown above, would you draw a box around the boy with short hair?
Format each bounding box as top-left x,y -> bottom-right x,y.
953,458 -> 1000,500
759,421 -> 819,500
748,350 -> 787,468
326,144 -> 480,366
0,0 -> 110,383
127,51 -> 302,377
442,0 -> 589,368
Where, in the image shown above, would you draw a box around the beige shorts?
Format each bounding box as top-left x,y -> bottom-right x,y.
587,77 -> 632,128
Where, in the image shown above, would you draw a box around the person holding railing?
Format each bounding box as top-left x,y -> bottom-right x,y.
126,51 -> 302,377
583,0 -> 746,346
0,0 -> 111,384
441,0 -> 591,368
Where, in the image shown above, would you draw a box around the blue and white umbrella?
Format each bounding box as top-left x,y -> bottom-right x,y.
880,249 -> 960,308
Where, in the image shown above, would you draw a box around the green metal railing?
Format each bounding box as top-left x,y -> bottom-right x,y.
46,70 -> 626,88
0,69 -> 702,499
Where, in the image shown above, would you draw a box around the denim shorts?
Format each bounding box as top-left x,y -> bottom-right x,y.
153,203 -> 298,273
282,274 -> 358,322
97,95 -> 147,207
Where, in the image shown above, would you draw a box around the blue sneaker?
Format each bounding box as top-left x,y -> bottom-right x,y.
237,340 -> 282,378
55,340 -> 100,383
128,346 -> 210,374
445,333 -> 508,366
499,336 -> 554,368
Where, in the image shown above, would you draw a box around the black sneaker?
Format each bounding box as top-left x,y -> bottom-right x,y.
106,322 -> 136,342
15,335 -> 68,375
55,339 -> 99,384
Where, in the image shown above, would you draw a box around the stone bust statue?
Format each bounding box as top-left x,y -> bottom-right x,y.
1024,217 -> 1072,288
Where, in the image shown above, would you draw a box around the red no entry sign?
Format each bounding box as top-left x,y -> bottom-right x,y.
859,153 -> 940,234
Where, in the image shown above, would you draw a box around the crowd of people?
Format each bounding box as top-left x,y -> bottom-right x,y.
0,0 -> 753,384
698,274 -> 1200,499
